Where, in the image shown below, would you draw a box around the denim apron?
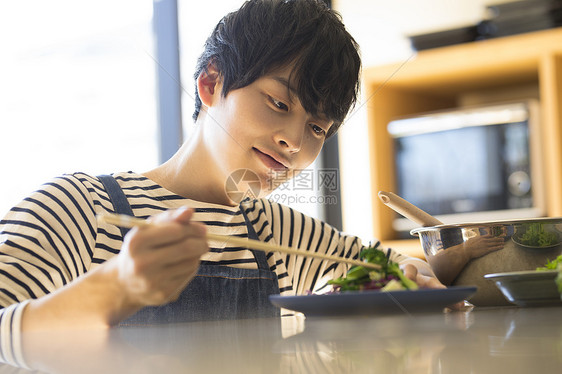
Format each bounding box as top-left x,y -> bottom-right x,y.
98,175 -> 281,325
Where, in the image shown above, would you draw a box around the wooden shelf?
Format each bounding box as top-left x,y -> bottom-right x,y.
364,28 -> 562,258
382,239 -> 424,259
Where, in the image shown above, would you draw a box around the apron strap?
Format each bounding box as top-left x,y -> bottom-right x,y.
98,174 -> 134,239
240,201 -> 271,271
98,178 -> 271,273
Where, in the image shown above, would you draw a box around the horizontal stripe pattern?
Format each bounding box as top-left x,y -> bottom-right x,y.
0,300 -> 30,369
0,171 -> 407,366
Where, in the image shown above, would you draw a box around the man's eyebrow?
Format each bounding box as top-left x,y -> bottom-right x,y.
270,76 -> 298,96
269,75 -> 332,126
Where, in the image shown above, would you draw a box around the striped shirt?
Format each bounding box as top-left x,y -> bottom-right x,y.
0,171 -> 408,367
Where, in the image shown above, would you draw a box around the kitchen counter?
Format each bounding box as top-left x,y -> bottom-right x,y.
5,305 -> 562,373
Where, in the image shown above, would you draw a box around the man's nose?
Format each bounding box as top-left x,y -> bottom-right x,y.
273,119 -> 305,153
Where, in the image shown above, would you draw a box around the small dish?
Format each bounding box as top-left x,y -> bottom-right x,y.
484,270 -> 561,307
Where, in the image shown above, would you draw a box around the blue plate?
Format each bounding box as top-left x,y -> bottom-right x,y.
269,287 -> 477,317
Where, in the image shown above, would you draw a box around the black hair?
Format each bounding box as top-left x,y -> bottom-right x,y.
193,0 -> 361,137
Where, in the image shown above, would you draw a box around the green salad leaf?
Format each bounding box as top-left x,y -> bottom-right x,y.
537,254 -> 562,271
328,242 -> 418,292
555,262 -> 562,299
517,223 -> 559,247
537,255 -> 562,297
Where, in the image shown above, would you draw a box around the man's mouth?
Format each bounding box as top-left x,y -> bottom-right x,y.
253,148 -> 289,171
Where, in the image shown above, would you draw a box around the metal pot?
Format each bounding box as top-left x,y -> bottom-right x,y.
411,217 -> 562,306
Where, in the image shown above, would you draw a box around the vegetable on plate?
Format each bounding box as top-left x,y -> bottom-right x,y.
536,255 -> 562,295
536,254 -> 562,271
557,263 -> 562,294
328,242 -> 418,292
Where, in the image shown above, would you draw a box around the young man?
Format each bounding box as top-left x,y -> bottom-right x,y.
0,0 -> 441,356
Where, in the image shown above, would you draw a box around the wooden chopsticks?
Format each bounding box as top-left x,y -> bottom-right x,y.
97,213 -> 381,270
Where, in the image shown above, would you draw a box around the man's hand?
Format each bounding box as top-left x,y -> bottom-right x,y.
400,263 -> 471,311
116,206 -> 209,307
401,263 -> 445,289
22,207 -> 209,330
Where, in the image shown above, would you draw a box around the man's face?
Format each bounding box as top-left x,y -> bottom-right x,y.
203,65 -> 332,198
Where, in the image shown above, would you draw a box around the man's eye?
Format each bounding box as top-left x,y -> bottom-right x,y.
311,124 -> 326,136
271,97 -> 289,111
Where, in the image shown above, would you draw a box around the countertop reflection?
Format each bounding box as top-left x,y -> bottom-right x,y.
7,306 -> 562,373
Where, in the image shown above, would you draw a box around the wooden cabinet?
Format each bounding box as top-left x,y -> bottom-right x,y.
364,27 -> 562,258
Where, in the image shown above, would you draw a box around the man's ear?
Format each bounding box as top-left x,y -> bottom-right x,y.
197,63 -> 221,108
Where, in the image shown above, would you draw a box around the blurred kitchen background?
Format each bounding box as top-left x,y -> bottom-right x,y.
1,0 -> 558,247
